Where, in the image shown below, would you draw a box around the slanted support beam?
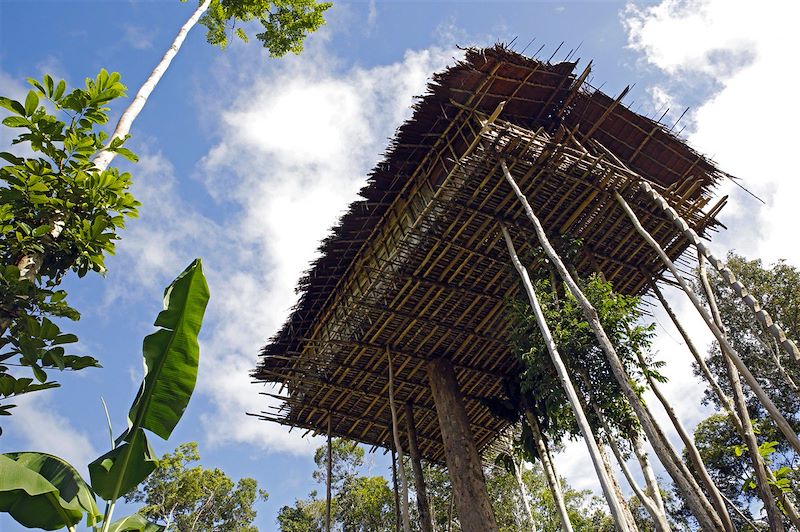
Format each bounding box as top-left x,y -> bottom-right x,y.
387,348 -> 412,532
637,179 -> 800,363
427,357 -> 498,532
405,402 -> 433,532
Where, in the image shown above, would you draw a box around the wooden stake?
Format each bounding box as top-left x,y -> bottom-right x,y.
636,179 -> 800,364
405,402 -> 433,532
427,357 -> 499,532
501,224 -> 631,531
699,254 -> 784,532
614,190 -> 800,456
387,348 -> 412,532
503,162 -> 722,530
325,413 -> 333,532
521,398 -> 574,532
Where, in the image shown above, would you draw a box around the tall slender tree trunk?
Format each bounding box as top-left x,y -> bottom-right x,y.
503,162 -> 722,530
405,402 -> 434,532
699,255 -> 785,532
94,0 -> 212,173
387,348 -> 412,532
501,224 -> 633,531
637,180 -> 800,364
325,414 -> 333,532
614,190 -> 800,456
521,401 -> 573,532
630,431 -> 666,516
502,433 -> 535,530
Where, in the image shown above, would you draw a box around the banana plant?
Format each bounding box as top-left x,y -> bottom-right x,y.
0,259 -> 209,531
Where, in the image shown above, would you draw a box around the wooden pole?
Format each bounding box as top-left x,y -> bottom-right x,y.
427,357 -> 499,532
502,161 -> 722,530
699,254 -> 785,532
501,224 -> 631,531
405,402 -> 433,532
614,190 -> 800,456
630,431 -> 667,516
387,348 -> 412,532
520,399 -> 574,532
391,444 -> 400,532
636,179 -> 800,364
325,413 -> 333,532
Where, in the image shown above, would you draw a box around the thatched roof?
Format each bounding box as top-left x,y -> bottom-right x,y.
251,44 -> 726,462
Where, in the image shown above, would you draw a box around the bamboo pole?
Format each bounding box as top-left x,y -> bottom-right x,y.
636,180 -> 800,364
614,190 -> 800,456
387,348 -> 412,532
503,161 -> 722,530
521,399 -> 574,532
632,339 -> 734,531
500,224 -> 632,531
405,402 -> 433,532
325,413 -> 333,532
699,255 -> 785,532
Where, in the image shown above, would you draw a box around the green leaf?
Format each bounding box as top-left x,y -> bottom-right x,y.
88,428 -> 157,501
127,259 -> 209,440
0,97 -> 25,116
107,513 -> 166,532
0,452 -> 101,530
24,91 -> 39,116
2,116 -> 30,128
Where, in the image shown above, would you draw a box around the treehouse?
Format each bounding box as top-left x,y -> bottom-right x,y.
251,45 -> 796,531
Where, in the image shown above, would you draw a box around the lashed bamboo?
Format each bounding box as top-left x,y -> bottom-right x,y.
500,224 -> 631,531
505,163 -> 722,530
698,255 -> 784,532
614,190 -> 800,456
637,180 -> 800,363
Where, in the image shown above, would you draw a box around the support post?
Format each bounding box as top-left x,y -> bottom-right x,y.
614,190 -> 800,456
391,444 -> 400,532
501,159 -> 722,530
637,179 -> 800,363
405,402 -> 433,532
325,413 -> 333,532
502,224 -> 631,531
427,357 -> 499,532
387,348 -> 412,532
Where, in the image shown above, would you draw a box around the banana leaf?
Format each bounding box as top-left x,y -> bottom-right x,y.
107,513 -> 165,532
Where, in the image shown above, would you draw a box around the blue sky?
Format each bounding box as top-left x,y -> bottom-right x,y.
2,0 -> 798,529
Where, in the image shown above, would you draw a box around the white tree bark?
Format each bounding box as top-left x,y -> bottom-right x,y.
93,0 -> 212,173
502,161 -> 722,530
629,432 -> 666,516
501,224 -> 632,531
387,348 -> 412,532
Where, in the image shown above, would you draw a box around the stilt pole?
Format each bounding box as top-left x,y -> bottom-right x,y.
405,402 -> 433,532
502,161 -> 723,530
391,444 -> 400,532
501,224 -> 631,531
615,190 -> 800,456
325,413 -> 333,532
387,348 -> 412,532
427,357 -> 499,532
637,180 -> 800,363
699,254 -> 785,531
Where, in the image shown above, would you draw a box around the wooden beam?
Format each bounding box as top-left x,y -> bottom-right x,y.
406,402 -> 433,532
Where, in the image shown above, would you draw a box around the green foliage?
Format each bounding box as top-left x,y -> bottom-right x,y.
198,0 -> 331,56
0,70 -> 139,410
1,260 -> 209,531
276,495 -> 326,532
337,476 -> 394,531
508,271 -> 656,448
125,442 -> 268,531
0,453 -> 101,530
312,437 -> 364,490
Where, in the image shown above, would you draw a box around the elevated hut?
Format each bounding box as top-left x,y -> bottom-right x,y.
253,44 -> 728,530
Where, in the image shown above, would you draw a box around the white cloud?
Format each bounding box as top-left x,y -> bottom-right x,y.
123,25 -> 155,50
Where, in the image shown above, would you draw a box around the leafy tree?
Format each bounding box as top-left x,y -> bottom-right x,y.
0,71 -> 139,413
312,437 -> 364,491
125,442 -> 268,531
1,260 -> 209,532
337,476 -> 394,531
276,495 -> 325,532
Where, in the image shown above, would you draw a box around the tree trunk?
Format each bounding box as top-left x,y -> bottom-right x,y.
630,431 -> 666,516
614,190 -> 800,456
387,349 -> 412,532
521,401 -> 574,532
405,402 -> 434,532
501,224 -> 633,531
427,357 -> 498,532
325,414 -> 333,532
503,162 -> 722,530
503,433 -> 535,531
699,255 -> 785,532
93,0 -> 212,173
637,180 -> 800,364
